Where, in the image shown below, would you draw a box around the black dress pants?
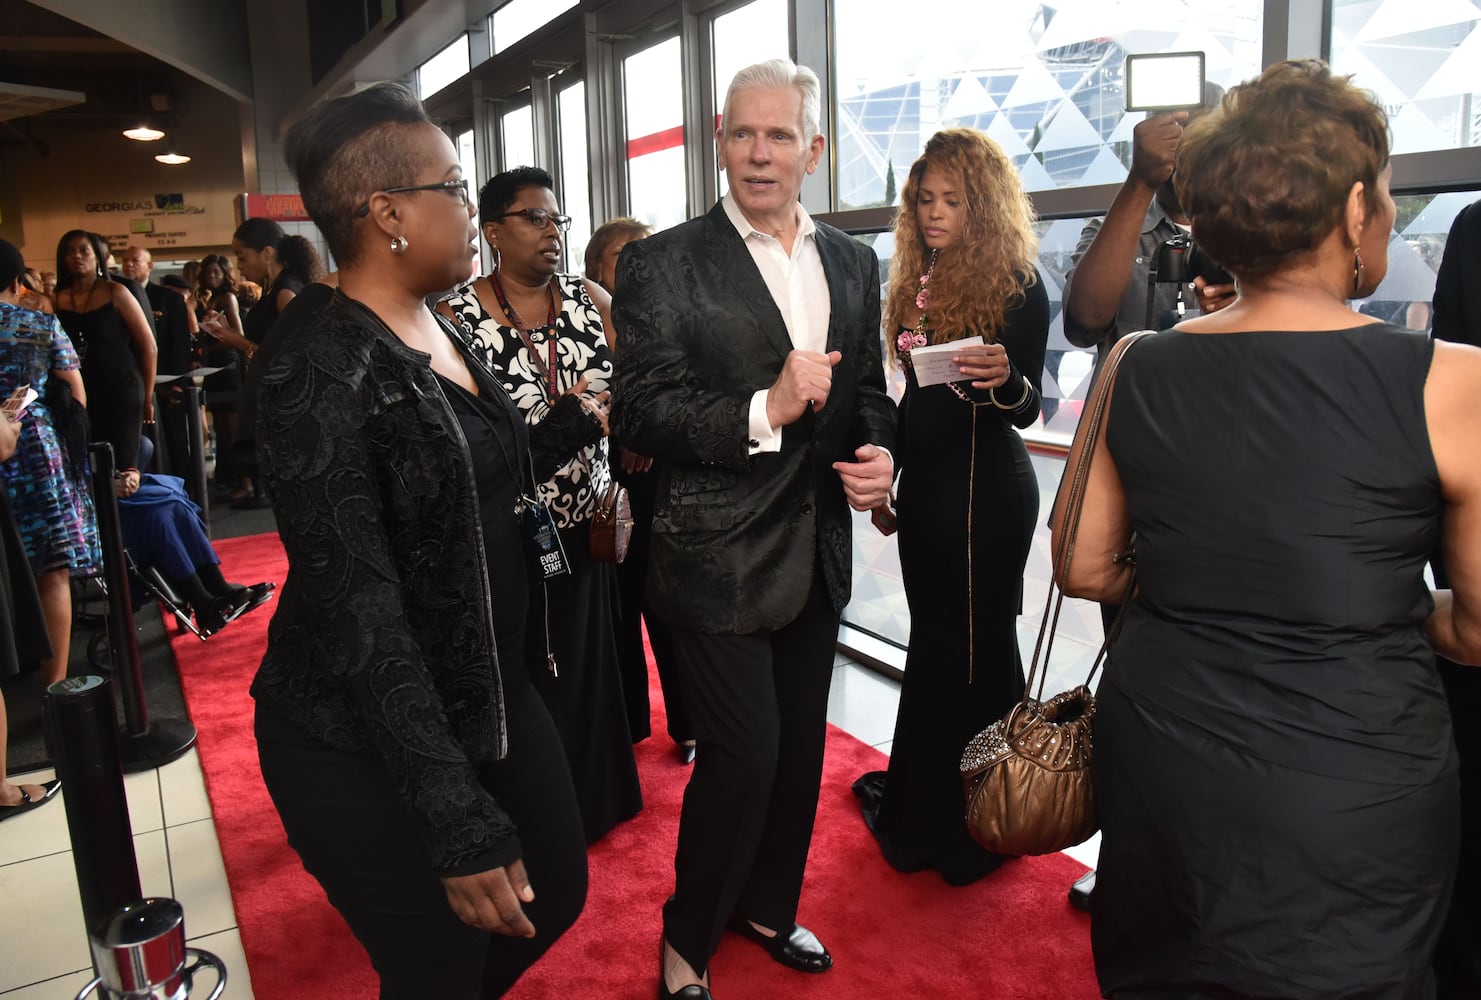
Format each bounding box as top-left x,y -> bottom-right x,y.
256,682 -> 588,1000
662,567 -> 840,973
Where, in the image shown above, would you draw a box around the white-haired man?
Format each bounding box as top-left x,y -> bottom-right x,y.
613,59 -> 896,999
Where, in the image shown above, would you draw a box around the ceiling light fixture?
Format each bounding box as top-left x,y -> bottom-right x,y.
154,151 -> 191,165
123,125 -> 165,141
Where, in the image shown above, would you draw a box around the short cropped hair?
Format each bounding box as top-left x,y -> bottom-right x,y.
1175,60 -> 1390,283
284,82 -> 433,266
478,167 -> 554,226
584,217 -> 651,281
722,59 -> 822,141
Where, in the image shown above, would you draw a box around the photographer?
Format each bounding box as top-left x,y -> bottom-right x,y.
1062,86 -> 1234,385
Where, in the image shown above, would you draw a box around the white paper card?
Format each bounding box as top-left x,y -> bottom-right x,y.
1,386 -> 38,420
910,336 -> 984,388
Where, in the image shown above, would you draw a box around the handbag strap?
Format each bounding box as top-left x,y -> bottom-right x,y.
1022,330 -> 1153,703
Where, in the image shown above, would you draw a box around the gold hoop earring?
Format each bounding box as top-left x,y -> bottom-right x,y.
1352,247 -> 1364,297
390,235 -> 409,255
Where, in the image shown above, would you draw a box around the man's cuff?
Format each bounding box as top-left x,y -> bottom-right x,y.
748,390 -> 782,455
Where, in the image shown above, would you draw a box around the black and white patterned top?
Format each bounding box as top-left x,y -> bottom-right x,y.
443,273 -> 612,527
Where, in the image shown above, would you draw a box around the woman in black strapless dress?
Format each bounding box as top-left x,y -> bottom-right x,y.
52,230 -> 157,486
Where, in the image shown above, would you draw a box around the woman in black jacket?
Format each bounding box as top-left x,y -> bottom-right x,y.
252,82 -> 586,999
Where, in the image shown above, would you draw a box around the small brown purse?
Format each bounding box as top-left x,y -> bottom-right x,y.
959,331 -> 1150,857
589,481 -> 634,563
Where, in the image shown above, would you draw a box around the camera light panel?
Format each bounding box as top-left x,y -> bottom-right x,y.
1125,52 -> 1206,112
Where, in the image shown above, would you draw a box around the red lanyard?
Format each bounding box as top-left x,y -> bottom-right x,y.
488,273 -> 560,402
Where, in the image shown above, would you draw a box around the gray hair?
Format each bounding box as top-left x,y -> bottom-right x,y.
721,58 -> 823,141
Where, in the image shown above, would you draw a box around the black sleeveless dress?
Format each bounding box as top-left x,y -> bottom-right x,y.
242,273 -> 304,346
1092,324 -> 1457,998
55,302 -> 144,471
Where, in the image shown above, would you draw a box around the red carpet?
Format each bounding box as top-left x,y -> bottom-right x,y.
173,532 -> 1101,999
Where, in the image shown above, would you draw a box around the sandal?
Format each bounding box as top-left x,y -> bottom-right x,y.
0,779 -> 61,822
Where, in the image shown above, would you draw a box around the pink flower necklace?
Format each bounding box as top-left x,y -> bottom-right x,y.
896,248 -> 937,358
898,249 -> 973,403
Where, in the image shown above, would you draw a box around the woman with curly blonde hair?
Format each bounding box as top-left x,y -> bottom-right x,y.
854,127 -> 1048,886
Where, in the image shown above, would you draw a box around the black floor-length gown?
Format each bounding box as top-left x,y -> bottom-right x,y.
856,277 -> 1048,885
1093,324 -> 1457,998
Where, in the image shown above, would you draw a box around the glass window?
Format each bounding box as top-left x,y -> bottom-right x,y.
559,80 -> 592,274
493,0 -> 580,55
624,37 -> 688,233
831,0 -> 1263,208
502,104 -> 535,171
1330,0 -> 1481,155
1034,215 -> 1100,445
711,0 -> 791,198
457,129 -> 478,191
417,34 -> 469,99
1360,191 -> 1474,331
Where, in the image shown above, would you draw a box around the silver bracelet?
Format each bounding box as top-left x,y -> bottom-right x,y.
988,375 -> 1031,411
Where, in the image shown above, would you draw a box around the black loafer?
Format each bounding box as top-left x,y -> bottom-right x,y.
731,920 -> 832,973
677,742 -> 697,766
1068,869 -> 1095,912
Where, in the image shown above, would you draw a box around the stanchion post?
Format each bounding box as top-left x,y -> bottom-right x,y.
88,441 -> 146,734
87,440 -> 197,772
184,384 -> 209,535
44,675 -> 142,934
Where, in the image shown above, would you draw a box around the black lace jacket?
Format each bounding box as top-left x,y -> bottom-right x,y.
252,293 -> 525,875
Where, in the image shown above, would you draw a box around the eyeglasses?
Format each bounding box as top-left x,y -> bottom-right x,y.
495,208 -> 572,232
354,179 -> 470,218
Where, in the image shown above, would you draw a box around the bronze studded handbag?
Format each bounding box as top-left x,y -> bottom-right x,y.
959,331 -> 1150,857
589,481 -> 634,563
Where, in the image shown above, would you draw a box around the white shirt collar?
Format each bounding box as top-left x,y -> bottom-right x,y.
721,191 -> 816,243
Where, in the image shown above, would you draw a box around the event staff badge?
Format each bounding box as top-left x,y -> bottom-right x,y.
517,494 -> 569,580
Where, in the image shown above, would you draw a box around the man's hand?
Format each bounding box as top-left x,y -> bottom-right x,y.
441,860 -> 536,938
766,350 -> 842,428
833,444 -> 893,512
1193,276 -> 1237,314
619,446 -> 653,475
1130,111 -> 1188,190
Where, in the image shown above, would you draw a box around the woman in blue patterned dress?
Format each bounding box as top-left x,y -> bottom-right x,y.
437,167 -> 642,844
0,239 -> 99,685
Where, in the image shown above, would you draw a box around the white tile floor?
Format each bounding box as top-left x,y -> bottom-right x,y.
0,749 -> 250,998
1,648 -> 1098,998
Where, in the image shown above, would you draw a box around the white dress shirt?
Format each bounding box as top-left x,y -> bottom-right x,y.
720,193 -> 831,455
